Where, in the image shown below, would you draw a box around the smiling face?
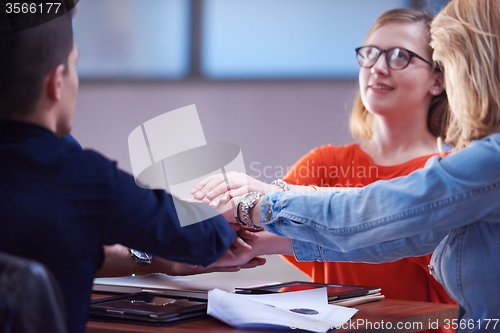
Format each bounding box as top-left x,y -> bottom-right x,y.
359,21 -> 438,119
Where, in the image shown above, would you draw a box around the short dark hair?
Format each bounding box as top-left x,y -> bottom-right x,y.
0,4 -> 73,118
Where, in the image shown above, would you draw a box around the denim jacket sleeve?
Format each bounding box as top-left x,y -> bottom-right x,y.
291,230 -> 449,263
260,133 -> 500,261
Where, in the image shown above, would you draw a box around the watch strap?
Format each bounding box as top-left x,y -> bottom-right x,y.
129,248 -> 152,276
234,196 -> 244,225
239,192 -> 264,230
240,206 -> 261,230
134,263 -> 150,276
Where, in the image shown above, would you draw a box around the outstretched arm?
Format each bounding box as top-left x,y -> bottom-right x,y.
214,198 -> 446,264
96,242 -> 266,278
190,172 -> 354,208
207,136 -> 500,264
259,135 -> 500,254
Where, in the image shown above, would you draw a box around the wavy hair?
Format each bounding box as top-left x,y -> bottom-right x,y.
431,0 -> 500,150
350,8 -> 449,142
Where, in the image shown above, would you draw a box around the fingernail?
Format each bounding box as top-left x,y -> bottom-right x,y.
194,193 -> 203,199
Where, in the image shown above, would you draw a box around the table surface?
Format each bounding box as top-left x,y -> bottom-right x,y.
87,296 -> 458,333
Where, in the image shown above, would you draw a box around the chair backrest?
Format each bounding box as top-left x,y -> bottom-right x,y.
0,252 -> 67,333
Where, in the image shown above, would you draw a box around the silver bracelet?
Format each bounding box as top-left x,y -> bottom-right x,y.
271,179 -> 291,191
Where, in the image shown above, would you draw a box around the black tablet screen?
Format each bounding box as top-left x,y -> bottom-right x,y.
93,294 -> 205,317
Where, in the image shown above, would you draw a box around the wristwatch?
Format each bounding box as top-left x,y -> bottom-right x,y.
237,192 -> 264,230
129,248 -> 153,276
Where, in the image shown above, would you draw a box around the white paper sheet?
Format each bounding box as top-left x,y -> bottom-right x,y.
207,288 -> 358,333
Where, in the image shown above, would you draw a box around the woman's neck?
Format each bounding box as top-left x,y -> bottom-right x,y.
360,113 -> 438,166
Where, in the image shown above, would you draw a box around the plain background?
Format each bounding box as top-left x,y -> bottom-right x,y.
74,80 -> 358,282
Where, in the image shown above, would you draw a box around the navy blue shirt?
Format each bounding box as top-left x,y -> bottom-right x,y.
0,120 -> 236,333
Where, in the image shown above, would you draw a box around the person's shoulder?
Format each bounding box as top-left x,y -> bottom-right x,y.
483,132 -> 500,144
58,136 -> 113,167
433,132 -> 500,184
63,146 -> 118,179
309,142 -> 362,162
452,132 -> 500,156
461,132 -> 500,162
82,149 -> 117,168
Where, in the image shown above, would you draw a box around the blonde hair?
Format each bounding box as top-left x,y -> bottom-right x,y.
350,8 -> 449,142
431,0 -> 500,150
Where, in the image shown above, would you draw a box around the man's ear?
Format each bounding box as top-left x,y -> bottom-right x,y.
429,71 -> 445,96
45,64 -> 66,101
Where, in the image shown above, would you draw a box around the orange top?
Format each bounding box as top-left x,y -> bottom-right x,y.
282,143 -> 456,333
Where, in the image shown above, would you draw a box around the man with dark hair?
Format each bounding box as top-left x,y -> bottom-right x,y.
0,8 -> 73,120
0,10 -> 256,333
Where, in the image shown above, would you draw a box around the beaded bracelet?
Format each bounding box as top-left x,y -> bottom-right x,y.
271,179 -> 291,191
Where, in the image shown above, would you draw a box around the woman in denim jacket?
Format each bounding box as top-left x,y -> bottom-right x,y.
206,1 -> 500,331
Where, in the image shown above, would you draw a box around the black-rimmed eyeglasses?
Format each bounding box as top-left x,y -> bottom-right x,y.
355,46 -> 434,70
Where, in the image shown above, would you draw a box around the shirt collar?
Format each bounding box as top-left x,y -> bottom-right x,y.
0,119 -> 58,141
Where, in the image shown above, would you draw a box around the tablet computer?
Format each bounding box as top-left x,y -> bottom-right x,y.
89,292 -> 208,326
235,281 -> 381,302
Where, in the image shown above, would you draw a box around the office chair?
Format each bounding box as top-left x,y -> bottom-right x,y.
0,252 -> 67,333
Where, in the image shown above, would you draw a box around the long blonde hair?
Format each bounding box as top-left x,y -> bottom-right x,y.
350,8 -> 449,142
431,0 -> 500,150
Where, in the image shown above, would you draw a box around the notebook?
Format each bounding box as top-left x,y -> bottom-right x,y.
92,273 -> 279,300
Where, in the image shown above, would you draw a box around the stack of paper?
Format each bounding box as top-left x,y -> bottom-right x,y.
207,288 -> 358,333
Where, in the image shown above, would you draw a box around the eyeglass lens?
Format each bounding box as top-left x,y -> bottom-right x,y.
357,47 -> 411,70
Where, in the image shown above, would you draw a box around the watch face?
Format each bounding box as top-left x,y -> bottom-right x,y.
242,192 -> 261,208
130,249 -> 152,260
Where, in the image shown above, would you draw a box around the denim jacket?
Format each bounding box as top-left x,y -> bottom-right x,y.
261,133 -> 500,333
